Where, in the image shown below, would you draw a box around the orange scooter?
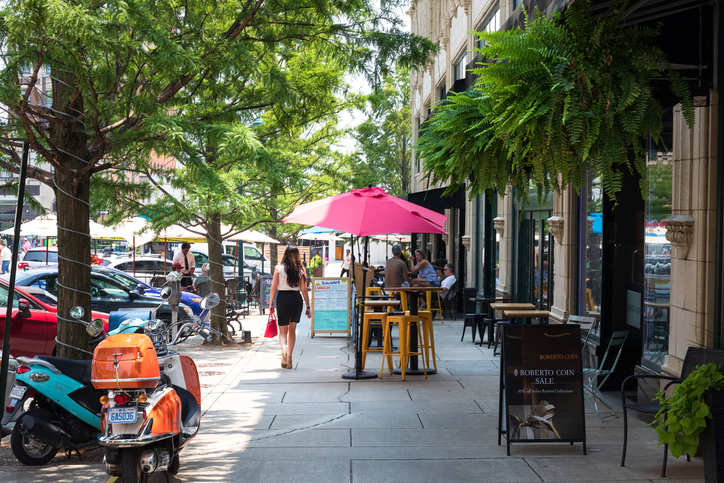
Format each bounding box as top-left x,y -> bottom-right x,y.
88,291 -> 220,483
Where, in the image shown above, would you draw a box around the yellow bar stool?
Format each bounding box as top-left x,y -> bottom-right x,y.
361,311 -> 387,370
366,287 -> 383,297
380,313 -> 427,381
421,290 -> 444,324
414,310 -> 437,370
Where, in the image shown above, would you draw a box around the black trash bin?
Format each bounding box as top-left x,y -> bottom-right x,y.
463,287 -> 478,314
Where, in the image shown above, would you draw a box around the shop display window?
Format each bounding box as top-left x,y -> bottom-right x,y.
642,138 -> 673,369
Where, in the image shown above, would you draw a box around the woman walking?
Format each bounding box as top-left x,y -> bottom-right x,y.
269,246 -> 311,369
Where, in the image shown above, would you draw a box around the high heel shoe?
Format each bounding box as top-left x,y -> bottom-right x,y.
281,350 -> 288,369
286,354 -> 293,369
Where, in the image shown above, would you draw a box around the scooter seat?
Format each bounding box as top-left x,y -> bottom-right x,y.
36,356 -> 92,385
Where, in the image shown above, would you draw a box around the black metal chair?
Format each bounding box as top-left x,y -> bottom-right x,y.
194,280 -> 210,297
440,281 -> 458,320
620,347 -> 724,476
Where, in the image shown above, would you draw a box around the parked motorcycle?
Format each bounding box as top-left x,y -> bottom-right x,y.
0,287 -> 196,465
89,292 -> 220,482
1,306 -> 109,464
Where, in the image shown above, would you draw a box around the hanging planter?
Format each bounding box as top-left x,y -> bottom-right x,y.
417,0 -> 694,204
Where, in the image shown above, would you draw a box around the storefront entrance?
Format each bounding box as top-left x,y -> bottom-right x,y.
514,209 -> 553,309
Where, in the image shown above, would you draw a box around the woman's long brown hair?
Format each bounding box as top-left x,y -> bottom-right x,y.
281,245 -> 304,288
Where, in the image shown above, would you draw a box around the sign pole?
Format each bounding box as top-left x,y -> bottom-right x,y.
0,141 -> 30,407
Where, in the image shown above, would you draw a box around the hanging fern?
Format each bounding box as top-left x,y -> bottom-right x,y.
417,0 -> 694,203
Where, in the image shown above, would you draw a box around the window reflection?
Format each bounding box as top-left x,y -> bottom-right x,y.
643,140 -> 672,367
581,174 -> 603,333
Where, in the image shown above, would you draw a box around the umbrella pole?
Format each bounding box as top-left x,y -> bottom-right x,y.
164,238 -> 167,272
342,234 -> 375,380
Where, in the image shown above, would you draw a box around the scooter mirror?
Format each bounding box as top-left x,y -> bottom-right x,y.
86,318 -> 105,337
159,287 -> 172,299
200,292 -> 220,310
70,306 -> 85,319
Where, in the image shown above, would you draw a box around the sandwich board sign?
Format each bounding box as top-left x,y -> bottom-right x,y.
498,324 -> 586,455
311,278 -> 351,338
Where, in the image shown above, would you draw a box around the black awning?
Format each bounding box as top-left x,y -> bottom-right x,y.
407,186 -> 466,211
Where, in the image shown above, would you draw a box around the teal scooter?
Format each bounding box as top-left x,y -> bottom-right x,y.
1,290 -> 173,465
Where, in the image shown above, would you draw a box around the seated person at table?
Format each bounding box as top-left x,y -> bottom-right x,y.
439,263 -> 456,299
410,249 -> 439,288
193,263 -> 210,293
384,244 -> 410,290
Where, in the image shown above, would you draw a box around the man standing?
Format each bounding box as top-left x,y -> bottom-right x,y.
439,263 -> 456,300
0,242 -> 8,274
340,249 -> 351,277
173,242 -> 196,291
384,244 -> 410,290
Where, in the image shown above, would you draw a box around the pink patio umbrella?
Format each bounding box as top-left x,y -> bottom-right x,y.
282,186 -> 447,380
283,186 -> 447,236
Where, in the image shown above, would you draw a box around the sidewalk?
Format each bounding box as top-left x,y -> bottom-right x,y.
0,305 -> 706,482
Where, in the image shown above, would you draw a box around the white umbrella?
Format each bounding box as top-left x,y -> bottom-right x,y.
371,234 -> 411,243
1,214 -> 58,237
299,232 -> 343,242
223,227 -> 279,244
102,217 -> 156,246
157,224 -> 207,241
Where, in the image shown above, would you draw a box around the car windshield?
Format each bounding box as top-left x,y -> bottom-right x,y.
24,251 -> 58,263
95,269 -> 145,291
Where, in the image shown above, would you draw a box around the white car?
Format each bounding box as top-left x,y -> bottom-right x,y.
173,247 -> 264,282
103,254 -> 175,284
18,247 -> 58,269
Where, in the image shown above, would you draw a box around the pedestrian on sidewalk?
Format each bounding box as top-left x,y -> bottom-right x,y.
269,245 -> 311,369
340,249 -> 351,277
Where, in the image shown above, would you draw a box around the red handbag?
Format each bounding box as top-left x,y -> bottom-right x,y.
264,308 -> 278,338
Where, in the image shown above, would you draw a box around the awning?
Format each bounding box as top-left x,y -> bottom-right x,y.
406,186 -> 466,211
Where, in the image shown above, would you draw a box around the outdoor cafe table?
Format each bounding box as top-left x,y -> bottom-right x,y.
470,296 -> 512,346
384,286 -> 444,375
501,309 -> 551,324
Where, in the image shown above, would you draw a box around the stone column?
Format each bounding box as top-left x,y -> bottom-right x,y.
664,92 -> 718,376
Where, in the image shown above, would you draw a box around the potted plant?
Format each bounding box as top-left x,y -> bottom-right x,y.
652,362 -> 724,482
308,254 -> 327,278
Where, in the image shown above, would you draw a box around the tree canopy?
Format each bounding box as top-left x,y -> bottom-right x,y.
350,67 -> 412,197
0,0 -> 435,356
416,0 -> 694,204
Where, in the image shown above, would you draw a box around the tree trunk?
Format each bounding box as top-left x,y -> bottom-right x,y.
53,70 -> 92,360
206,214 -> 230,343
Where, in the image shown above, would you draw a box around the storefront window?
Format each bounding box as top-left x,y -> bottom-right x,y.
579,174 -> 603,329
643,137 -> 672,368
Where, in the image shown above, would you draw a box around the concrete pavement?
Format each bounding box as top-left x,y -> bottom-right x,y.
0,302 -> 706,482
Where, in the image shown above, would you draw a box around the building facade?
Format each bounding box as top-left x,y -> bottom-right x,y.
409,0 -> 722,397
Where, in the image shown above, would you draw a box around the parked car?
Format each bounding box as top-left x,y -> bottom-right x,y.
90,266 -> 203,316
188,242 -> 270,272
18,247 -> 58,269
3,267 -> 193,324
0,279 -> 109,358
175,247 -> 266,281
103,254 -> 174,284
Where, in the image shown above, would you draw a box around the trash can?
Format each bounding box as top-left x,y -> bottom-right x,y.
463,287 -> 478,314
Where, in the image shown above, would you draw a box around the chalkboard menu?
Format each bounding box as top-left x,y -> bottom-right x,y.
311,278 -> 350,338
259,275 -> 274,314
499,324 -> 586,455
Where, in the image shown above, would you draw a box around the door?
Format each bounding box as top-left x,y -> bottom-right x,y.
515,210 -> 553,309
0,285 -> 50,358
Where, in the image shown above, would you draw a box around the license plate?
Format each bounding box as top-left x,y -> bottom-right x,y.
107,406 -> 138,424
9,385 -> 26,400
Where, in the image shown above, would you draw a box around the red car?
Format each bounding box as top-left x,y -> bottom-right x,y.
0,279 -> 109,358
